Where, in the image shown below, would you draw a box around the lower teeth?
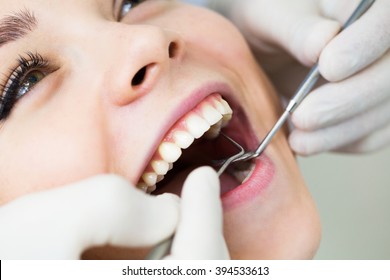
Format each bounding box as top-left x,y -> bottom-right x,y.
232,161 -> 256,184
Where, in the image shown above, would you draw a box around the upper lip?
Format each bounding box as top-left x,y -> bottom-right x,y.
134,81 -> 237,183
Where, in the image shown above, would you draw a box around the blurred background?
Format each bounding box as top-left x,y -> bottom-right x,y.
298,147 -> 390,259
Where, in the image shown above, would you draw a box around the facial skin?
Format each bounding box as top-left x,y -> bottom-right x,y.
0,0 -> 320,259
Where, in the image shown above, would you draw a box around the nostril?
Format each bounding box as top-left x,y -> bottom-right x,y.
168,42 -> 179,58
132,65 -> 147,87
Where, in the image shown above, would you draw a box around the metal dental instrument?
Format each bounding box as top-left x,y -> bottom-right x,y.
146,0 -> 375,260
146,236 -> 173,260
217,0 -> 375,176
216,134 -> 246,176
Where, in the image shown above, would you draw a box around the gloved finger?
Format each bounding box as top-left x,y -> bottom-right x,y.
0,191 -> 71,259
320,0 -> 362,24
72,175 -> 179,249
292,51 -> 390,130
168,167 -> 229,259
0,175 -> 179,259
289,98 -> 390,155
319,0 -> 390,81
335,122 -> 390,153
230,0 -> 340,66
1,175 -> 179,259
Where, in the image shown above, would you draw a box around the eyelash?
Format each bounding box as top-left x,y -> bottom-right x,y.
0,52 -> 51,121
118,0 -> 148,20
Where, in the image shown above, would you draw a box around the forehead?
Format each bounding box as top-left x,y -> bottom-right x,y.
0,0 -> 51,13
0,0 -> 110,18
0,0 -> 117,59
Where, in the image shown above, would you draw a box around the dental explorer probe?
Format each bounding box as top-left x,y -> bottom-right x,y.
147,0 -> 376,259
217,0 -> 376,176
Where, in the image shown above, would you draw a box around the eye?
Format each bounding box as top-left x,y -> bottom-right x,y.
0,53 -> 51,121
118,0 -> 148,20
16,70 -> 45,98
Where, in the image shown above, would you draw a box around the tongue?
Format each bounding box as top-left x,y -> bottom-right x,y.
219,172 -> 241,195
153,168 -> 193,196
153,166 -> 241,196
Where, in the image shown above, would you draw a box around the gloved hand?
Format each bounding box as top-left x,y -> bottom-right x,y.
0,168 -> 228,259
165,167 -> 229,259
0,175 -> 179,259
214,0 -> 390,155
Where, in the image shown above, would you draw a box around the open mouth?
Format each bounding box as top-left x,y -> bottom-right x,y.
136,93 -> 257,196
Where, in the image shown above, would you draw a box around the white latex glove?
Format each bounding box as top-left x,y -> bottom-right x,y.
215,0 -> 390,155
0,175 -> 179,259
165,167 -> 229,259
0,168 -> 229,260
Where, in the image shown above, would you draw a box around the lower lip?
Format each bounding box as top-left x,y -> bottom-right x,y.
221,154 -> 275,210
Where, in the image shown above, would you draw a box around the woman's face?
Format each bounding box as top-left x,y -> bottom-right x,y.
0,0 -> 320,259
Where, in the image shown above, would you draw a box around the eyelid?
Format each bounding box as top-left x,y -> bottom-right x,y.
0,53 -> 58,121
113,0 -> 123,21
2,69 -> 53,121
1,53 -> 48,92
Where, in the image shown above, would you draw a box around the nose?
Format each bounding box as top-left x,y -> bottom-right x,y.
106,25 -> 185,106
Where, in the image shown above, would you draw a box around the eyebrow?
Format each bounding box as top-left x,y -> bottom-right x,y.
0,8 -> 37,48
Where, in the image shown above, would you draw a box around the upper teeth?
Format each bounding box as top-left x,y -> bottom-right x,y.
137,94 -> 233,193
173,131 -> 194,149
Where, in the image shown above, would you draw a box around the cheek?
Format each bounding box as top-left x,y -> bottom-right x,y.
199,20 -> 252,66
168,6 -> 254,67
223,142 -> 321,259
0,110 -> 108,205
223,176 -> 321,259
